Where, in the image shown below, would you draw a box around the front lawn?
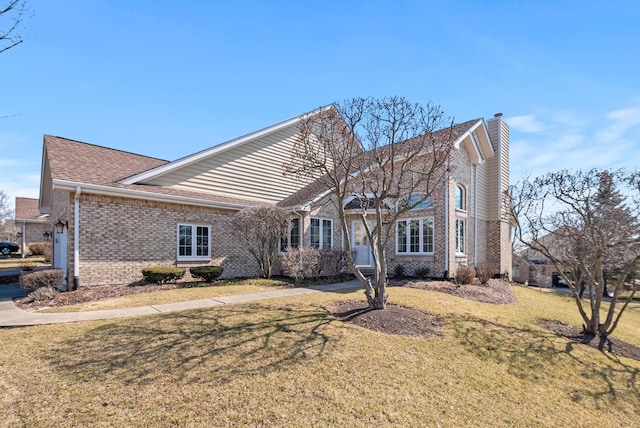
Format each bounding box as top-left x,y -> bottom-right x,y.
1,285 -> 638,426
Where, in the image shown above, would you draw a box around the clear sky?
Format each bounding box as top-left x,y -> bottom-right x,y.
1,0 -> 639,204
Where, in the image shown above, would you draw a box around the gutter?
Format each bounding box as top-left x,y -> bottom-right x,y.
51,179 -> 251,211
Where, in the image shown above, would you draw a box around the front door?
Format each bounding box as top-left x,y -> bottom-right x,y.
53,227 -> 68,290
352,221 -> 372,267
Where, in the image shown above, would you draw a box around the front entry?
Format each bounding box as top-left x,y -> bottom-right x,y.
352,221 -> 372,267
53,227 -> 68,290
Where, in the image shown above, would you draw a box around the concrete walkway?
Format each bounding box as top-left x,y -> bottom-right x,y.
0,280 -> 361,327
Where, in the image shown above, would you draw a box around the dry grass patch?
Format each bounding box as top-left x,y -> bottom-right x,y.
22,278 -> 294,313
0,286 -> 639,426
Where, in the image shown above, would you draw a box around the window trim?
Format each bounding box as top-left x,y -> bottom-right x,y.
396,217 -> 434,255
177,223 -> 211,260
310,217 -> 333,249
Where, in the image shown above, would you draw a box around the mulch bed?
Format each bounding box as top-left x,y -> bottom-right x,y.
329,300 -> 442,339
403,278 -> 517,305
538,319 -> 640,362
15,282 -> 182,311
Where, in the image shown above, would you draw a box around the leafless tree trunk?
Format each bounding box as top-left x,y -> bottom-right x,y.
285,97 -> 456,309
232,205 -> 291,278
510,169 -> 640,337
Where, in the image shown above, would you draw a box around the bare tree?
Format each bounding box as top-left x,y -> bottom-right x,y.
232,205 -> 291,278
1,1 -> 28,55
510,169 -> 640,337
285,97 -> 456,309
0,190 -> 12,220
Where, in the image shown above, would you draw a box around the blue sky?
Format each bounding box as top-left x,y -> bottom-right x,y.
1,0 -> 639,204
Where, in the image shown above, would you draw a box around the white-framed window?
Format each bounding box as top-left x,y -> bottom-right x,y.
177,224 -> 210,259
310,217 -> 332,248
280,218 -> 300,252
455,218 -> 465,254
455,184 -> 466,210
396,218 -> 434,254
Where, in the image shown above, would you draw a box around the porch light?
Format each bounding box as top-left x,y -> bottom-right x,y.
55,220 -> 68,234
43,231 -> 50,241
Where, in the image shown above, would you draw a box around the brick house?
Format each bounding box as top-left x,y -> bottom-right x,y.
38,108 -> 511,289
5,197 -> 51,256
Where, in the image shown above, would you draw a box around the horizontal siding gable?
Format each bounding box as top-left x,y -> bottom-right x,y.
143,125 -> 315,203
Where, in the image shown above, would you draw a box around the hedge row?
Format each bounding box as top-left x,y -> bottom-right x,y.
142,266 -> 224,284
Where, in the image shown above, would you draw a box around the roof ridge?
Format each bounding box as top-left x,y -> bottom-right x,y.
44,134 -> 169,163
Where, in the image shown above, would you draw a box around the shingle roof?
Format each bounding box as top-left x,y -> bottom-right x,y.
44,135 -> 266,208
44,135 -> 169,185
15,197 -> 42,220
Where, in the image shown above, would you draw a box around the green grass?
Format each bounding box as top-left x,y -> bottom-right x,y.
1,285 -> 639,427
37,278 -> 294,313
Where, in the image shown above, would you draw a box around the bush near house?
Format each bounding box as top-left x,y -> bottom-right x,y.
393,264 -> 405,279
475,262 -> 493,285
20,269 -> 64,292
189,266 -> 224,283
414,267 -> 430,279
281,248 -> 348,283
27,242 -> 49,256
141,267 -> 185,284
454,266 -> 476,285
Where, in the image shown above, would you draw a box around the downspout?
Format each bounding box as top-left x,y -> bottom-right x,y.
444,171 -> 449,278
474,164 -> 478,265
74,186 -> 81,290
21,221 -> 26,258
298,211 -> 304,272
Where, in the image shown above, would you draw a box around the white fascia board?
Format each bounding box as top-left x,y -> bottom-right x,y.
14,218 -> 49,223
52,180 -> 250,211
121,105 -> 334,185
454,119 -> 495,165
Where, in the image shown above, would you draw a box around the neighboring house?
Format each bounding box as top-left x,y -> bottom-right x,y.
13,197 -> 51,256
38,108 -> 511,289
512,231 -> 569,287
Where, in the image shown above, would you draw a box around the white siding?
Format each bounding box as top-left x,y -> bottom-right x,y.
143,125 -> 316,203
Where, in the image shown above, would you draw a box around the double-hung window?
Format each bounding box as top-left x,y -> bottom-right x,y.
397,218 -> 434,254
280,218 -> 300,251
178,224 -> 210,259
310,218 -> 332,249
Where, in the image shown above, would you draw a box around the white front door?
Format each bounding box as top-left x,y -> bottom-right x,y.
54,228 -> 68,290
352,221 -> 372,267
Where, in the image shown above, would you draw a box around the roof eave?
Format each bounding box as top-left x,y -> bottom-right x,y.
120,105 -> 334,185
52,180 -> 250,211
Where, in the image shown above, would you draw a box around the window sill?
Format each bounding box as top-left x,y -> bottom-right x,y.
177,257 -> 212,262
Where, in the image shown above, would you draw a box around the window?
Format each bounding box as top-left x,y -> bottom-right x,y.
178,224 -> 210,258
280,218 -> 300,251
455,185 -> 465,210
455,218 -> 465,254
397,218 -> 434,254
310,218 -> 332,248
403,194 -> 433,210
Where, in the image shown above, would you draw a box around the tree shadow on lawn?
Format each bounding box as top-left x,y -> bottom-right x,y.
451,314 -> 639,409
42,303 -> 339,386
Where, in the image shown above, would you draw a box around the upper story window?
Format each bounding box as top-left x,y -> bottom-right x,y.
403,194 -> 433,210
396,218 -> 434,254
455,185 -> 466,210
177,224 -> 210,259
280,218 -> 300,252
310,218 -> 332,249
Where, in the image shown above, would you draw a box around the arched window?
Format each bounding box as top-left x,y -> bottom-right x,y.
455,185 -> 465,210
